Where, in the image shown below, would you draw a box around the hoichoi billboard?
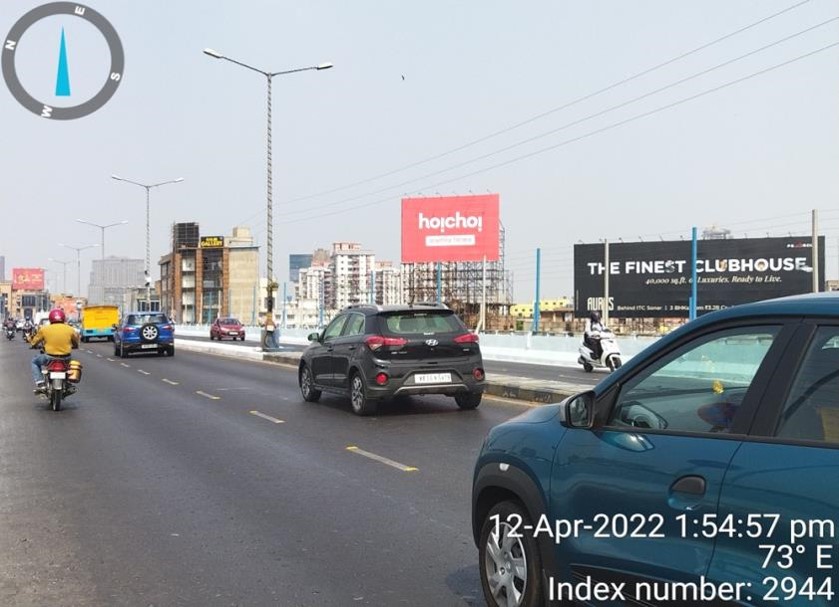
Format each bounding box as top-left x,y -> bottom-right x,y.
574,236 -> 825,318
12,267 -> 45,291
401,194 -> 500,263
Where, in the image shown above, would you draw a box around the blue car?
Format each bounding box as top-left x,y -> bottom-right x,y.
113,312 -> 175,358
473,293 -> 839,607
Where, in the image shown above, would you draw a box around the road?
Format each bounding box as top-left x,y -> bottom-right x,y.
0,338 -> 549,606
178,334 -> 601,386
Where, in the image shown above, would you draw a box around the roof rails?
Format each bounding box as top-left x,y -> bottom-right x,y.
409,302 -> 449,309
344,303 -> 382,311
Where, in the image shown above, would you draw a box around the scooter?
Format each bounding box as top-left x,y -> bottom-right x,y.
578,329 -> 622,372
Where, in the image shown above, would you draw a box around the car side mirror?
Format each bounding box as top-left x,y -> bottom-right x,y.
560,390 -> 596,429
307,332 -> 321,343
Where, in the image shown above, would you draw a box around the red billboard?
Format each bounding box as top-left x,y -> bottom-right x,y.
401,194 -> 500,263
12,268 -> 45,290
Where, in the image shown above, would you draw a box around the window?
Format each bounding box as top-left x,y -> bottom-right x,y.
344,314 -> 365,337
323,316 -> 347,341
776,327 -> 839,444
609,327 -> 779,434
381,311 -> 464,335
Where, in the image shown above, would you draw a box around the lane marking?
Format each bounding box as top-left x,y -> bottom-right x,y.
346,445 -> 418,472
162,378 -> 179,386
483,394 -> 542,408
196,390 -> 220,400
249,410 -> 284,424
120,363 -> 130,368
138,370 -> 150,376
85,349 -> 93,354
106,357 -> 115,362
96,354 -> 102,358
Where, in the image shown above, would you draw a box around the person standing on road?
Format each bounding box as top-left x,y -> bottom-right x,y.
28,309 -> 79,392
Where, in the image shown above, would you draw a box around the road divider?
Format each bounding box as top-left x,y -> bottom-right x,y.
346,445 -> 418,472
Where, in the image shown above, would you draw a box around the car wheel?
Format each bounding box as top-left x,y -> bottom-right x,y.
582,362 -> 593,373
350,372 -> 376,416
455,392 -> 482,410
479,501 -> 543,607
299,365 -> 321,403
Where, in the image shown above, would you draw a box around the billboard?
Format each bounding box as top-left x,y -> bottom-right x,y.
12,268 -> 45,291
199,235 -> 224,248
574,236 -> 825,318
401,194 -> 500,263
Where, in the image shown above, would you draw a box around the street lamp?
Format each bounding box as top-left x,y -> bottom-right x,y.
111,175 -> 183,310
58,243 -> 99,297
76,218 -> 129,259
203,47 -> 332,322
48,258 -> 72,294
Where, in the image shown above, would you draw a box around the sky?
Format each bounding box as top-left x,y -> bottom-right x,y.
1,0 -> 838,301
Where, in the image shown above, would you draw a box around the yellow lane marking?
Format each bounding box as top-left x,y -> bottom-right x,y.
249,410 -> 284,424
138,370 -> 151,376
196,390 -> 220,400
346,445 -> 418,472
162,378 -> 179,386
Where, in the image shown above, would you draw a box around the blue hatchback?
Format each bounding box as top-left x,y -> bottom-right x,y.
113,312 -> 175,358
473,293 -> 839,607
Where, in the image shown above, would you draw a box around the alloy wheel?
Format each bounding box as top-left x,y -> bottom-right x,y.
484,520 -> 528,606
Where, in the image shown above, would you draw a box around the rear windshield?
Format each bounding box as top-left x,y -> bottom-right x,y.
379,311 -> 464,335
126,314 -> 168,325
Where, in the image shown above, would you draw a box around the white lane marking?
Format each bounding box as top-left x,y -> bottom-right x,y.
249,410 -> 284,424
120,363 -> 130,368
85,349 -> 93,354
96,354 -> 103,358
345,446 -> 418,472
138,370 -> 151,376
196,390 -> 221,400
162,378 -> 179,385
106,357 -> 115,362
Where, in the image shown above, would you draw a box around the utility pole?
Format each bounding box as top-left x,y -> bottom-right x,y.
813,209 -> 819,293
602,240 -> 609,326
532,248 -> 541,333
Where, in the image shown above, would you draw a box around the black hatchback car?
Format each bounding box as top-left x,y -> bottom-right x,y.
299,304 -> 485,415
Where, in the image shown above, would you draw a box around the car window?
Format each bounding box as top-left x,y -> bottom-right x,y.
609,326 -> 780,434
380,311 -> 463,335
126,314 -> 168,325
776,326 -> 839,445
343,314 -> 365,337
322,316 -> 347,341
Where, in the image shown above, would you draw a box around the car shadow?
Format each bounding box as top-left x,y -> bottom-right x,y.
316,394 -> 467,417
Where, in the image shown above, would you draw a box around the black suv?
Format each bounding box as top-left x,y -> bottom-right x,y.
299,304 -> 485,415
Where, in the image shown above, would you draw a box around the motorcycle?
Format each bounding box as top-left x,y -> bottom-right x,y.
39,357 -> 82,411
578,328 -> 622,372
5,327 -> 15,341
21,325 -> 35,341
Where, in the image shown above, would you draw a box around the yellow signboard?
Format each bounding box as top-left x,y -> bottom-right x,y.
200,236 -> 224,248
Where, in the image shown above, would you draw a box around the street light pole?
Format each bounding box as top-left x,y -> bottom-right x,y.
58,244 -> 99,297
48,258 -> 72,294
203,48 -> 332,321
112,175 -> 183,310
76,219 -> 129,260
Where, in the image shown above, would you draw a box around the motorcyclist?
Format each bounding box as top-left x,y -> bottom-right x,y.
28,309 -> 79,392
584,311 -> 606,361
22,318 -> 34,337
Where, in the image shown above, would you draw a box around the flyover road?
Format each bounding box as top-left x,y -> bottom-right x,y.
178,334 -> 601,386
0,338 -> 555,606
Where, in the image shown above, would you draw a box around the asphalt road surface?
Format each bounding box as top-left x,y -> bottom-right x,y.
178,334 -> 601,386
0,337 -> 551,606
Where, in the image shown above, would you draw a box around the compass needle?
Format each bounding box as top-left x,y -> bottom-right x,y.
55,26 -> 70,97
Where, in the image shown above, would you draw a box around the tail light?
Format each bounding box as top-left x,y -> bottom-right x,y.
375,372 -> 389,386
123,327 -> 136,335
162,324 -> 173,331
365,335 -> 408,351
473,368 -> 485,381
454,333 -> 479,344
47,360 -> 68,372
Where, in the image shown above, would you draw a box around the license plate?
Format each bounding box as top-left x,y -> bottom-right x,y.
228,331 -> 238,335
414,373 -> 451,384
50,372 -> 66,379
141,344 -> 158,349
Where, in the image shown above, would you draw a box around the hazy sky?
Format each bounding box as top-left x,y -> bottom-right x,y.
2,0 -> 838,300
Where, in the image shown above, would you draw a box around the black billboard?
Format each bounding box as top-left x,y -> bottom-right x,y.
574,236 -> 824,318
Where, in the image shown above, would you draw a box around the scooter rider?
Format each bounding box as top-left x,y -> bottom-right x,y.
28,309 -> 79,393
584,311 -> 606,361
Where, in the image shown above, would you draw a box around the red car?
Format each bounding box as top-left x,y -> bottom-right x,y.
210,317 -> 246,341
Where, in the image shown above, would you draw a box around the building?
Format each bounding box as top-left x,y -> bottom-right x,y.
88,257 -> 145,306
0,255 -> 5,282
331,242 -> 375,309
289,254 -> 313,284
374,261 -> 404,306
297,264 -> 332,317
159,224 -> 259,324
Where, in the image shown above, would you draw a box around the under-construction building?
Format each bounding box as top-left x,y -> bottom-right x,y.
399,225 -> 513,329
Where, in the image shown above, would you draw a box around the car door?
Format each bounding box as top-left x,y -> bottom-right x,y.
708,321 -> 839,607
311,315 -> 347,387
549,321 -> 795,600
331,313 -> 366,390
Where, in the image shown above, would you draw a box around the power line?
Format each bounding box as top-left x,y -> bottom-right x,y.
271,0 -> 813,209
279,16 -> 837,220
283,40 -> 839,225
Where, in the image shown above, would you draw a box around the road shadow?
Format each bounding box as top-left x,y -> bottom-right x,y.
316,393 -> 471,418
446,564 -> 487,606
